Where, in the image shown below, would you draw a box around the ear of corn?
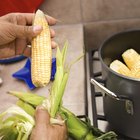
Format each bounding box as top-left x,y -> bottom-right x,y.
131,56 -> 140,78
60,107 -> 117,140
110,60 -> 131,77
60,107 -> 94,140
122,48 -> 139,69
31,9 -> 52,87
110,49 -> 140,79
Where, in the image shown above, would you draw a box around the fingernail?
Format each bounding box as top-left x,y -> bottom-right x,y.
33,25 -> 42,34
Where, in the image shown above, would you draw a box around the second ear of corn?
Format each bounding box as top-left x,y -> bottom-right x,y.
131,56 -> 140,78
122,49 -> 139,69
110,48 -> 140,79
110,60 -> 131,76
31,10 -> 52,87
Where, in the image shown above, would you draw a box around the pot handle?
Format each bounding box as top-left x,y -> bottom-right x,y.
90,78 -> 134,115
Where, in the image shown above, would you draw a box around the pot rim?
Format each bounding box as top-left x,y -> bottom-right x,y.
99,29 -> 140,82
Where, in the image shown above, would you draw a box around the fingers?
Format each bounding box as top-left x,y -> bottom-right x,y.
14,25 -> 43,39
1,12 -> 57,26
15,39 -> 27,55
15,24 -> 56,40
15,14 -> 29,55
45,15 -> 57,25
30,106 -> 50,140
35,106 -> 50,127
22,45 -> 31,57
0,43 -> 15,58
51,41 -> 57,49
50,28 -> 55,38
20,13 -> 57,26
53,115 -> 68,140
16,13 -> 57,26
21,13 -> 57,26
22,39 -> 57,57
25,13 -> 57,26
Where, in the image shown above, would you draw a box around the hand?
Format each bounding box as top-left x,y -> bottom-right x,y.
30,106 -> 67,140
0,12 -> 57,59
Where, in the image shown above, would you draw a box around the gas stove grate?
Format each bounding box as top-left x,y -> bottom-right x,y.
87,49 -> 106,127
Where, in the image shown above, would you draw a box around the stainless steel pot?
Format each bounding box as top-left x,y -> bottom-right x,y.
92,30 -> 140,139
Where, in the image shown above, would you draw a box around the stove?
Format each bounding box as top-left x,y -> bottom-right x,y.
85,49 -> 136,140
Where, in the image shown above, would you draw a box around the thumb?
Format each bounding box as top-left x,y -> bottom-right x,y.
14,25 -> 42,38
35,106 -> 50,127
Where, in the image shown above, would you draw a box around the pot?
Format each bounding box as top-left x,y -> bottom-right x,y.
92,30 -> 140,139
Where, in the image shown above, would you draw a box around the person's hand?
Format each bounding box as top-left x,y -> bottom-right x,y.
0,12 -> 57,59
30,106 -> 67,140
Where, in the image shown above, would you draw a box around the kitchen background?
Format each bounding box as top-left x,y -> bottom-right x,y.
1,0 -> 140,139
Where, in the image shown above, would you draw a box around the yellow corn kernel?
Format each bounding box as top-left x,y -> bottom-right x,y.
110,60 -> 131,77
131,56 -> 140,78
122,49 -> 139,69
31,10 -> 52,87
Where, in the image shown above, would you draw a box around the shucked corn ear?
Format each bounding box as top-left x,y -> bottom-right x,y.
31,9 -> 52,87
122,48 -> 139,69
131,56 -> 140,78
110,60 -> 131,77
110,48 -> 140,79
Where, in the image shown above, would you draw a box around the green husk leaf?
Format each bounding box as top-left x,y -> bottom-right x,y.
0,106 -> 34,125
42,98 -> 51,113
17,130 -> 24,140
50,45 -> 84,118
85,131 -> 96,140
8,91 -> 45,107
60,107 -> 117,140
50,72 -> 69,117
21,133 -> 30,140
61,40 -> 68,65
50,46 -> 64,117
95,131 -> 117,140
50,118 -> 65,125
0,106 -> 34,140
60,107 -> 92,140
1,129 -> 18,140
67,53 -> 84,71
16,100 -> 35,117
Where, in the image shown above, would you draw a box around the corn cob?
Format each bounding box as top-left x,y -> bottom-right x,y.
110,60 -> 131,76
31,9 -> 52,87
131,56 -> 140,78
122,48 -> 139,69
